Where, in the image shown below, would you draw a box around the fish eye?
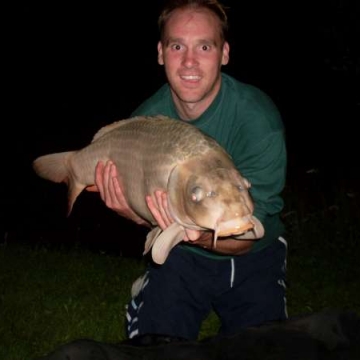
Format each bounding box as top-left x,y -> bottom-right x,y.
191,186 -> 204,202
237,185 -> 244,192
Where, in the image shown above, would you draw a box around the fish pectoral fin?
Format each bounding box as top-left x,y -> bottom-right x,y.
131,273 -> 148,298
167,164 -> 193,226
234,216 -> 265,240
151,223 -> 185,265
143,227 -> 163,255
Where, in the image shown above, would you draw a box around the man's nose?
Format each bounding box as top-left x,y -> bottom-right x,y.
182,50 -> 199,68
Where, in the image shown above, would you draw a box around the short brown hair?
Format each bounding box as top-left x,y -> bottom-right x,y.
158,0 -> 229,44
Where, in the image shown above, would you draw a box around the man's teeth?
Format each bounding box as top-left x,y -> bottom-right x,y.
181,75 -> 201,80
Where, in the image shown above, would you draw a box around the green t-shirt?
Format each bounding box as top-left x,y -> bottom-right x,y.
131,72 -> 287,259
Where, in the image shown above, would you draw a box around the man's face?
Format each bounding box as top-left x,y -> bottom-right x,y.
158,7 -> 229,110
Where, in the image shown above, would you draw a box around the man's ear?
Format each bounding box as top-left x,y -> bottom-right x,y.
222,41 -> 230,65
157,41 -> 164,65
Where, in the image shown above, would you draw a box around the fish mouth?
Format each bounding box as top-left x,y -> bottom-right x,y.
213,216 -> 265,247
216,222 -> 255,238
215,215 -> 256,237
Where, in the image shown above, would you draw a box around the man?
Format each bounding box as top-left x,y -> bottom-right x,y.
93,0 -> 287,345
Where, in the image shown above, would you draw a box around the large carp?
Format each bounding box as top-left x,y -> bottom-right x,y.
33,115 -> 264,264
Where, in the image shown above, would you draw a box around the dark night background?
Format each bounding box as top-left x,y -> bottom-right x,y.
2,1 -> 357,256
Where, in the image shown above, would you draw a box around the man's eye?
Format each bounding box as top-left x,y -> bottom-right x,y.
201,45 -> 210,51
171,44 -> 182,51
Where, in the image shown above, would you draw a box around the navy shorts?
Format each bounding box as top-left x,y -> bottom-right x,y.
126,237 -> 287,340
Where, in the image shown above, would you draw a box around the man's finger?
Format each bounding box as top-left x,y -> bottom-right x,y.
146,195 -> 167,230
107,163 -> 119,206
112,176 -> 126,203
155,190 -> 173,227
94,161 -> 105,197
102,161 -> 112,204
85,185 -> 99,192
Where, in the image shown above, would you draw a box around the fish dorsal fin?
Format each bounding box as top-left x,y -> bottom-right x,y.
91,120 -> 126,142
91,116 -> 151,142
149,223 -> 186,265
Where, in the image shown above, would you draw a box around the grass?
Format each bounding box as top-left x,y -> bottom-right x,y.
0,244 -> 146,359
1,164 -> 359,359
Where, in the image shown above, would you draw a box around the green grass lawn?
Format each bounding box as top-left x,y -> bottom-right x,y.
1,235 -> 359,360
0,244 -> 146,360
1,166 -> 359,360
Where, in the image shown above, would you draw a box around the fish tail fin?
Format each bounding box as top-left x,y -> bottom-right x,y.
33,151 -> 85,216
32,151 -> 74,183
67,181 -> 86,217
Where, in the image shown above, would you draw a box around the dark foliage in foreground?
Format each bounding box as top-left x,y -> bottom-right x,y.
36,308 -> 360,360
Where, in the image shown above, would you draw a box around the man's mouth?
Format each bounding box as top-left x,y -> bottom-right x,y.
180,75 -> 201,81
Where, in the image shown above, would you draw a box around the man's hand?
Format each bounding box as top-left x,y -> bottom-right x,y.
86,161 -> 150,227
146,190 -> 203,241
